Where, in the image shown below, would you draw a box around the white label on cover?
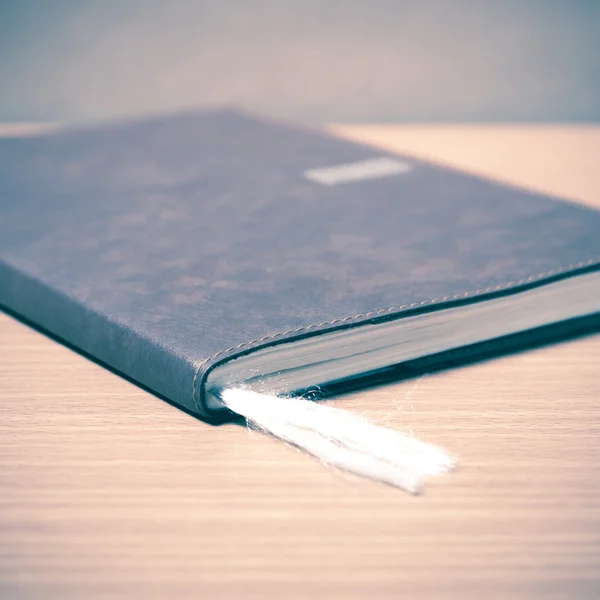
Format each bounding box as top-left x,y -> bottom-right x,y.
304,157 -> 412,185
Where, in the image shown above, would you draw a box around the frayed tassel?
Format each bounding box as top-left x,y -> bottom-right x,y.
221,388 -> 455,494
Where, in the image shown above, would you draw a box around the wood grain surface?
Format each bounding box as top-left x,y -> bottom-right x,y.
1,125 -> 599,600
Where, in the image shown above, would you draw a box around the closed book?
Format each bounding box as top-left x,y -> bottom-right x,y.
1,109 -> 600,424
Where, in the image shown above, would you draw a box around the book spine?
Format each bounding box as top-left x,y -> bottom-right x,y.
0,258 -> 199,415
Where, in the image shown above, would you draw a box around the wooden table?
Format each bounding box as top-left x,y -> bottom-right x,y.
1,125 -> 599,599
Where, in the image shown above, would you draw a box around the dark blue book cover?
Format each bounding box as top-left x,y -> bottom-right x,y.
1,109 -> 600,420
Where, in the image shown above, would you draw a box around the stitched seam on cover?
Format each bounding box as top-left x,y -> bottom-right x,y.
192,256 -> 600,409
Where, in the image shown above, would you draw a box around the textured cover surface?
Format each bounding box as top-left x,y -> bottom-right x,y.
1,109 -> 600,419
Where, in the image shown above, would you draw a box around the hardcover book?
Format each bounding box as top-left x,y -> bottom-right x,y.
1,110 -> 600,424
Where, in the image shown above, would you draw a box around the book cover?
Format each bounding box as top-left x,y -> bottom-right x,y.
1,109 -> 599,423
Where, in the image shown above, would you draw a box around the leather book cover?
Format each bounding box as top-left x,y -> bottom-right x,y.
1,109 -> 599,420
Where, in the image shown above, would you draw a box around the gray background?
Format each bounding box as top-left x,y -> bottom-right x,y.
1,0 -> 599,123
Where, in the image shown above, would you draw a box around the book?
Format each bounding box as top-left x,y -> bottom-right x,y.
1,110 -> 600,424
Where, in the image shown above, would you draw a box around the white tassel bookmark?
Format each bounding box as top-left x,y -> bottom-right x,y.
220,388 -> 456,493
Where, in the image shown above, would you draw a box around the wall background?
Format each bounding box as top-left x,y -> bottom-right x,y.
1,0 -> 598,123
